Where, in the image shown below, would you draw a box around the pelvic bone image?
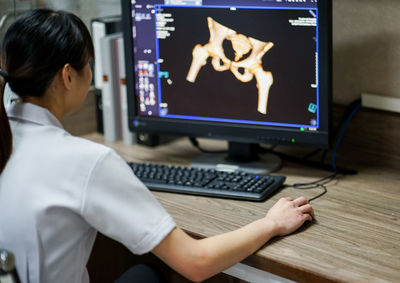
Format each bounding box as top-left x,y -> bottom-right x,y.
186,17 -> 274,114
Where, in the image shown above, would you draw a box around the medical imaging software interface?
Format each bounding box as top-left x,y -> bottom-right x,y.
131,0 -> 320,131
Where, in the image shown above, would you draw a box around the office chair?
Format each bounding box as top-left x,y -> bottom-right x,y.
0,249 -> 21,283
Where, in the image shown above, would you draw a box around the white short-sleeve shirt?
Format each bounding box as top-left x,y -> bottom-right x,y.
0,102 -> 176,283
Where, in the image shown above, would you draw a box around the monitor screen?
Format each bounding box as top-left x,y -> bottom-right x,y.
122,0 -> 332,172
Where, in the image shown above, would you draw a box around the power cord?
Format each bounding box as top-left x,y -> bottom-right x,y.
188,99 -> 363,201
331,99 -> 362,172
278,98 -> 362,201
267,98 -> 362,175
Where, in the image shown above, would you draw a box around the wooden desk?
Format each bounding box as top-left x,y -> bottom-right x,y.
83,133 -> 400,283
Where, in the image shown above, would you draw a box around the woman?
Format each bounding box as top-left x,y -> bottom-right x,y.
0,9 -> 314,283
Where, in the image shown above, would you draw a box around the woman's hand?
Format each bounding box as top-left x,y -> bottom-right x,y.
265,196 -> 315,237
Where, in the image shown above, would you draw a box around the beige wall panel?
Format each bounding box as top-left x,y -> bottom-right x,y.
333,0 -> 400,104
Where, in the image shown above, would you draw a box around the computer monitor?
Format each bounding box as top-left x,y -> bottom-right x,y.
121,0 -> 332,173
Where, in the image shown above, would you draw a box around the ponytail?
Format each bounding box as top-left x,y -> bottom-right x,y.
0,71 -> 12,174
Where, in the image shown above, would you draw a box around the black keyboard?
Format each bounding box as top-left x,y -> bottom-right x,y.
127,162 -> 286,201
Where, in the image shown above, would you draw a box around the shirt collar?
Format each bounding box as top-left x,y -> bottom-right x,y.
6,101 -> 64,129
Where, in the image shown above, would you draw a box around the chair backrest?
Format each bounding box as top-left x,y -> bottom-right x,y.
0,249 -> 21,283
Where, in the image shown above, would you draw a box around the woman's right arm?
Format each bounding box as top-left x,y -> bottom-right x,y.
152,196 -> 314,282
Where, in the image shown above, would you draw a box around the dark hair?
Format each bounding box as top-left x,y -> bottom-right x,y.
0,9 -> 94,174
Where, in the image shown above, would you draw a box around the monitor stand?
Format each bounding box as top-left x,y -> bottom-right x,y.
191,141 -> 282,174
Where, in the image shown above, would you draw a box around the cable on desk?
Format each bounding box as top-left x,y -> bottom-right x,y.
189,99 -> 362,201
277,99 -> 362,201
284,173 -> 337,202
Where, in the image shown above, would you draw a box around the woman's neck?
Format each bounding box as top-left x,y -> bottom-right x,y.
22,93 -> 65,122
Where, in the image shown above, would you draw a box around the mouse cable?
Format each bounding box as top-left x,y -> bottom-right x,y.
269,97 -> 361,202
189,98 -> 361,201
189,137 -> 334,201
283,172 -> 337,202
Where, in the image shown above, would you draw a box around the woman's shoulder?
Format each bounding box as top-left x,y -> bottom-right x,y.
46,132 -> 126,177
62,133 -> 114,158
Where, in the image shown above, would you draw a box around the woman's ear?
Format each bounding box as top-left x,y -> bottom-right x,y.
61,63 -> 73,91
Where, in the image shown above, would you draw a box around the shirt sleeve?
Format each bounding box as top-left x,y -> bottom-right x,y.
81,149 -> 176,255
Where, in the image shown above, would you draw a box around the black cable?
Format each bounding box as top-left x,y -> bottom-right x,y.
331,101 -> 362,172
190,136 -> 338,202
292,183 -> 328,202
285,173 -> 337,202
294,173 -> 337,187
189,97 -> 362,202
188,137 -> 227,154
332,99 -> 362,142
307,186 -> 327,202
266,98 -> 363,174
277,99 -> 362,200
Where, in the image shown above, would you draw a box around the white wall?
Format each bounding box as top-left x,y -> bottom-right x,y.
43,0 -> 121,27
